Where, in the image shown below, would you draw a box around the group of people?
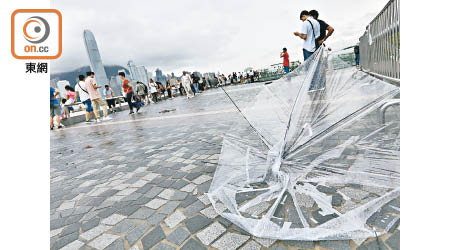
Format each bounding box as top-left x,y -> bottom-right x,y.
50,71 -> 113,129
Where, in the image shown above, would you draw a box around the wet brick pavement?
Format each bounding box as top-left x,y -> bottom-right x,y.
50,83 -> 399,250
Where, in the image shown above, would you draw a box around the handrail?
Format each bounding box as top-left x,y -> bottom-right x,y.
359,0 -> 400,84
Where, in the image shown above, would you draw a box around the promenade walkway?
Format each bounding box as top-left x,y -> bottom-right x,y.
50,80 -> 399,250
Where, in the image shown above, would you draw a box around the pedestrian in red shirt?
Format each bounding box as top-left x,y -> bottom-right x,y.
119,72 -> 137,114
280,48 -> 290,74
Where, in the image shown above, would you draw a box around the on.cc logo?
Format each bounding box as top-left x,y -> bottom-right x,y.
23,16 -> 50,44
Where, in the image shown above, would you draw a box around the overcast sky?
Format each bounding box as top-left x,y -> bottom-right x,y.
51,0 -> 387,76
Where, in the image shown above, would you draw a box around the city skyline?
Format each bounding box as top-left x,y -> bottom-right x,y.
52,0 -> 387,76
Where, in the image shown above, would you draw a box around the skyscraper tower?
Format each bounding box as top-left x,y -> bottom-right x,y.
83,29 -> 109,96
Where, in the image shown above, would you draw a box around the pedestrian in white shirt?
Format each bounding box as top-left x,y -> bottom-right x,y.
294,10 -> 320,61
74,75 -> 94,123
181,71 -> 194,98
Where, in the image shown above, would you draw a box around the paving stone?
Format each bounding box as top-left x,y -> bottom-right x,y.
184,215 -> 213,233
144,187 -> 164,199
164,210 -> 186,228
254,237 -> 276,248
59,239 -> 84,250
340,187 -> 369,201
111,219 -> 138,234
180,184 -> 196,193
295,193 -> 315,208
158,189 -> 175,200
316,185 -> 337,194
356,238 -> 389,250
145,198 -> 168,209
332,194 -> 343,207
282,240 -> 315,248
180,195 -> 197,208
218,217 -> 232,228
60,222 -> 81,237
231,224 -> 250,236
147,213 -> 166,226
167,227 -> 191,245
184,172 -> 202,181
117,205 -> 141,216
200,206 -> 219,219
241,241 -> 261,250
129,207 -> 155,219
269,245 -> 288,250
105,238 -> 125,250
154,242 -> 176,250
171,191 -> 189,200
184,200 -> 205,217
52,231 -> 79,250
385,231 -> 400,250
141,226 -> 166,250
340,200 -> 359,213
159,201 -> 181,214
98,207 -> 117,219
172,171 -> 187,179
125,224 -> 150,245
82,218 -> 100,232
319,240 -> 351,250
88,233 -> 120,250
171,179 -> 189,189
197,194 -> 211,205
80,224 -> 111,241
192,175 -> 212,185
180,238 -> 207,250
102,214 -> 126,225
197,221 -> 226,245
159,179 -> 176,188
211,232 -> 250,250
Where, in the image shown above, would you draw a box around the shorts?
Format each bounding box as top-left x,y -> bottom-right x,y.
50,103 -> 61,117
82,99 -> 93,112
106,99 -> 116,108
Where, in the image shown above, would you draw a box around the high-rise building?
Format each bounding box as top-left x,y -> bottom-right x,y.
155,68 -> 163,82
128,60 -> 150,84
83,29 -> 108,97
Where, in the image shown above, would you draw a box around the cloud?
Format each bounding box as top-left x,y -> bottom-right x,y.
51,0 -> 388,75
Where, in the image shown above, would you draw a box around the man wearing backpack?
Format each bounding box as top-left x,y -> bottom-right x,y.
75,74 -> 94,123
294,10 -> 320,61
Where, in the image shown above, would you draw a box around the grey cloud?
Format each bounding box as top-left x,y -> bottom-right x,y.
51,0 -> 388,75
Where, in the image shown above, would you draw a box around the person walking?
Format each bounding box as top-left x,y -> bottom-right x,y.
50,86 -> 62,129
166,80 -> 173,99
191,73 -> 200,94
280,48 -> 290,74
136,81 -> 147,103
354,42 -> 360,67
294,10 -> 320,61
75,75 -> 94,123
149,79 -> 159,103
119,72 -> 136,114
181,71 -> 194,98
85,72 -> 111,121
309,10 -> 334,46
103,85 -> 116,113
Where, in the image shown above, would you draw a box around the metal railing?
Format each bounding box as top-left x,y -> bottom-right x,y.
359,0 -> 400,85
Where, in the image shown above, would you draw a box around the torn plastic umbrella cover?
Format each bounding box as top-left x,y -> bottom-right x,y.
208,46 -> 400,241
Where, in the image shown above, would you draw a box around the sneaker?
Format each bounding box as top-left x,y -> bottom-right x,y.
102,116 -> 112,121
96,119 -> 101,123
57,125 -> 63,129
129,111 -> 135,115
85,120 -> 94,123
